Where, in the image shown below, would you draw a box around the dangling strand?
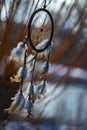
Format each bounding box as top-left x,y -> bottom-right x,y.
20,36 -> 28,94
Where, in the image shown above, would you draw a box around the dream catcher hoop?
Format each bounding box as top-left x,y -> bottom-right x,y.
28,8 -> 54,52
5,0 -> 54,118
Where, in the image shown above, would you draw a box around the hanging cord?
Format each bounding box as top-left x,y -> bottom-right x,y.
43,0 -> 46,8
43,0 -> 51,8
27,52 -> 38,118
31,52 -> 37,84
20,37 -> 28,94
43,42 -> 51,82
28,52 -> 38,104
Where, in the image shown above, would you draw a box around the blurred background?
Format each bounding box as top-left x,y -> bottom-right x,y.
0,0 -> 87,129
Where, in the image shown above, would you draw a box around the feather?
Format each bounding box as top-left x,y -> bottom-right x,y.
17,42 -> 27,50
36,80 -> 46,95
26,55 -> 35,72
26,54 -> 35,64
14,94 -> 25,112
10,75 -> 21,83
29,83 -> 35,96
25,99 -> 33,116
40,61 -> 49,74
18,67 -> 29,79
36,39 -> 53,58
36,39 -> 49,50
10,42 -> 27,61
4,91 -> 25,114
10,67 -> 29,83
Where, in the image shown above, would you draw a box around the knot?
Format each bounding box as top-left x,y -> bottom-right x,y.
43,0 -> 46,8
43,4 -> 46,8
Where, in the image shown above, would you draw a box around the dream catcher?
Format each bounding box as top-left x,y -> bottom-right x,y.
5,0 -> 54,118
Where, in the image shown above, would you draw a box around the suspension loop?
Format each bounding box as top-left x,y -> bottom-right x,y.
43,0 -> 51,8
28,8 -> 54,53
43,0 -> 47,8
